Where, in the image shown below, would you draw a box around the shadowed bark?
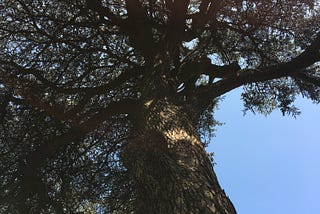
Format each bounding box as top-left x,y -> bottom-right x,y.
122,98 -> 236,213
0,0 -> 319,213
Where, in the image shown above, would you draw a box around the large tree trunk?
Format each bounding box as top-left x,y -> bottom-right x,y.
122,97 -> 236,214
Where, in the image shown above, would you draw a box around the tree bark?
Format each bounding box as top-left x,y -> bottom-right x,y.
122,98 -> 236,214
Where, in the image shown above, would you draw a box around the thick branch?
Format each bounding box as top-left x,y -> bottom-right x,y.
2,73 -> 138,131
178,58 -> 240,80
124,0 -> 155,56
185,0 -> 222,41
18,99 -> 137,200
194,32 -> 320,110
293,71 -> 320,87
76,99 -> 138,132
61,65 -> 142,95
168,0 -> 190,39
24,98 -> 137,166
0,60 -> 142,95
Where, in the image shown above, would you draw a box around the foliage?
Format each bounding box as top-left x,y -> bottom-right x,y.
0,0 -> 320,213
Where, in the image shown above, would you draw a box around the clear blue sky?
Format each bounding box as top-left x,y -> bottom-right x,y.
208,88 -> 320,214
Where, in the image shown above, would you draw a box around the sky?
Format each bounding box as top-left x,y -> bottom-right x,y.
208,88 -> 320,214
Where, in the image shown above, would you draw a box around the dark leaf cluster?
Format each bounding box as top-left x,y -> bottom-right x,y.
0,0 -> 320,212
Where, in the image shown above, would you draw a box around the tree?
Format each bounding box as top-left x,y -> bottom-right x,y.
0,0 -> 319,213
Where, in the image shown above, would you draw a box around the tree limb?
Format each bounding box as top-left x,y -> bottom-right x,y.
293,71 -> 320,87
194,32 -> 320,112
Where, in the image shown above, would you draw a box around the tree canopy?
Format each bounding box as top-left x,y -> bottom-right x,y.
0,0 -> 320,213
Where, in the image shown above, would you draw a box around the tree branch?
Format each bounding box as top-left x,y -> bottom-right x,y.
193,32 -> 320,111
4,62 -> 140,97
293,71 -> 320,87
76,99 -> 139,132
85,0 -> 122,26
124,0 -> 155,57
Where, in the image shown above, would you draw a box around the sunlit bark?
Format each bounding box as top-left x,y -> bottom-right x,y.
122,98 -> 236,213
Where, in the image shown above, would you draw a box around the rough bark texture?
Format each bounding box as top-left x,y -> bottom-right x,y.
122,98 -> 236,214
2,1 -> 319,213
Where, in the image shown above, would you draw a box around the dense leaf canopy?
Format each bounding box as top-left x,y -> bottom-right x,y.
0,0 -> 320,213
